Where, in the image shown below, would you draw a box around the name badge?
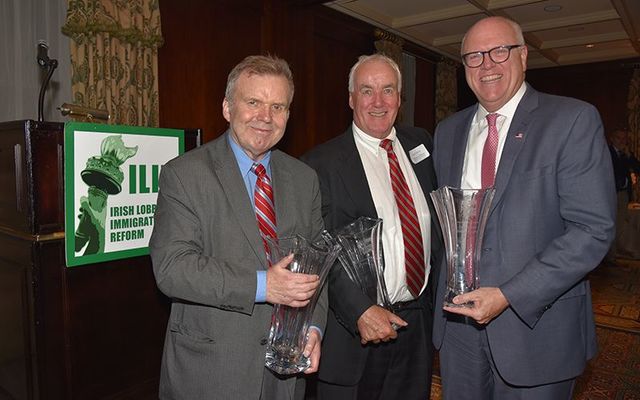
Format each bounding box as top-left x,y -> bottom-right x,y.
409,144 -> 430,164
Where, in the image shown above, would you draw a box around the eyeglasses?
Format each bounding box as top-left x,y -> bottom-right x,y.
461,44 -> 524,68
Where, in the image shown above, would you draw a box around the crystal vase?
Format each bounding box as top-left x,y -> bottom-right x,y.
323,216 -> 392,308
264,235 -> 340,375
430,186 -> 495,307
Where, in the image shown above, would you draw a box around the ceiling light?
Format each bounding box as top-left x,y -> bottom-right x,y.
586,44 -> 595,48
544,5 -> 562,12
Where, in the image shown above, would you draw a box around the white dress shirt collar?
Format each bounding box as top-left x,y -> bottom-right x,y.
473,81 -> 527,126
461,82 -> 527,189
352,122 -> 397,155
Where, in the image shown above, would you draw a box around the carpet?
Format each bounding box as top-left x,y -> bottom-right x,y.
574,326 -> 640,399
589,259 -> 640,333
574,258 -> 640,399
430,327 -> 640,400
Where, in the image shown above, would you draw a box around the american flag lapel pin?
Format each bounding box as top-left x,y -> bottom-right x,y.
514,132 -> 524,139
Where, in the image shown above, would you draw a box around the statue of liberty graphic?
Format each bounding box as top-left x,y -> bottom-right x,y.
75,135 -> 138,255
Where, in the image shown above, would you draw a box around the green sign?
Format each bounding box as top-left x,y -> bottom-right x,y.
64,122 -> 184,267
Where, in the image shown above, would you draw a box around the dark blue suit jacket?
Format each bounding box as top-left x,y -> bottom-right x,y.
432,85 -> 616,386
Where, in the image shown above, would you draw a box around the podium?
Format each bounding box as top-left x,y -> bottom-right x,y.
0,120 -> 201,400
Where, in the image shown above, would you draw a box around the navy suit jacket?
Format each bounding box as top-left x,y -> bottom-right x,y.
432,85 -> 616,386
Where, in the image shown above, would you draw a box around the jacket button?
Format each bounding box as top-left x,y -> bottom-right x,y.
260,339 -> 268,345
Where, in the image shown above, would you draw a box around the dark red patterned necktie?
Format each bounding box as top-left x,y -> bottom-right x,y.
380,139 -> 425,297
481,113 -> 499,188
465,114 -> 499,287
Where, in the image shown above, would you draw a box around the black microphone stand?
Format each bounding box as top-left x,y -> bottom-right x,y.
37,51 -> 59,122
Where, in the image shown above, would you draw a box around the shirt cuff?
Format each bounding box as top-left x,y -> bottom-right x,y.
256,270 -> 267,302
308,325 -> 323,340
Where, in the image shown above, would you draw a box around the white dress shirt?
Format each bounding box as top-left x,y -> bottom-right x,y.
353,123 -> 431,303
461,82 -> 527,189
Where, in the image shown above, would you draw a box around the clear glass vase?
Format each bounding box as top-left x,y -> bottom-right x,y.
430,186 -> 495,307
323,216 -> 392,309
264,235 -> 340,375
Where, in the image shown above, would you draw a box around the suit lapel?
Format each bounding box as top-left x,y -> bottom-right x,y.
270,151 -> 295,238
210,135 -> 266,266
451,107 -> 477,187
398,132 -> 436,196
397,130 -> 443,245
489,87 -> 538,216
337,129 -> 378,218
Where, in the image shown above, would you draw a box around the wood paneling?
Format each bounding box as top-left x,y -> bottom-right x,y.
158,0 -> 263,143
292,8 -> 376,153
526,58 -> 640,133
158,0 -> 439,156
414,58 -> 437,133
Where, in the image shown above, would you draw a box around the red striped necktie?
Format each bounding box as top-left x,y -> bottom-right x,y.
251,163 -> 277,259
380,139 -> 425,298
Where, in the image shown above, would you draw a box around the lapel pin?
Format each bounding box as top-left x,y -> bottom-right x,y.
514,132 -> 524,139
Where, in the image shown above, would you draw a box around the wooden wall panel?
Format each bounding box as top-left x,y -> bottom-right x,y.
526,58 -> 639,134
158,0 -> 263,143
296,9 -> 376,154
159,2 -> 638,160
414,58 -> 437,133
158,0 -> 438,156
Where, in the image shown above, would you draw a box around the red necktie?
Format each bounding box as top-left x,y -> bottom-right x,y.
380,139 -> 425,298
481,113 -> 499,188
252,163 -> 277,259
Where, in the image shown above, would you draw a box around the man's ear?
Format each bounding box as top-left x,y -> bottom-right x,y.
520,45 -> 528,72
222,98 -> 231,122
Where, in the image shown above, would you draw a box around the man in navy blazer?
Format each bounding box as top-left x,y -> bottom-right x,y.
303,54 -> 443,400
432,17 -> 616,399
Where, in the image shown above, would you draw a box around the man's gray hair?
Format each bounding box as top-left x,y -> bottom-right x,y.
225,55 -> 294,104
348,54 -> 402,93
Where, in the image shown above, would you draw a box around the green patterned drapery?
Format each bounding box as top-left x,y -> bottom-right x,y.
62,0 -> 163,126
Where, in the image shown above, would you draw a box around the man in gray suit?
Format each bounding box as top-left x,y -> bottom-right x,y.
150,55 -> 326,400
433,17 -> 616,399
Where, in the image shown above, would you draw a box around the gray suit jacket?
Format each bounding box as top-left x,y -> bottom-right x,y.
150,132 -> 326,399
432,85 -> 616,386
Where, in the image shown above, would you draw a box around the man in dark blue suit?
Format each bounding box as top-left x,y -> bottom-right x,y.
303,54 -> 443,400
432,16 -> 616,400
607,127 -> 640,202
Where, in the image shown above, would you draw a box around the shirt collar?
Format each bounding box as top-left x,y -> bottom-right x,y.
227,132 -> 271,176
352,121 -> 397,155
474,81 -> 527,124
